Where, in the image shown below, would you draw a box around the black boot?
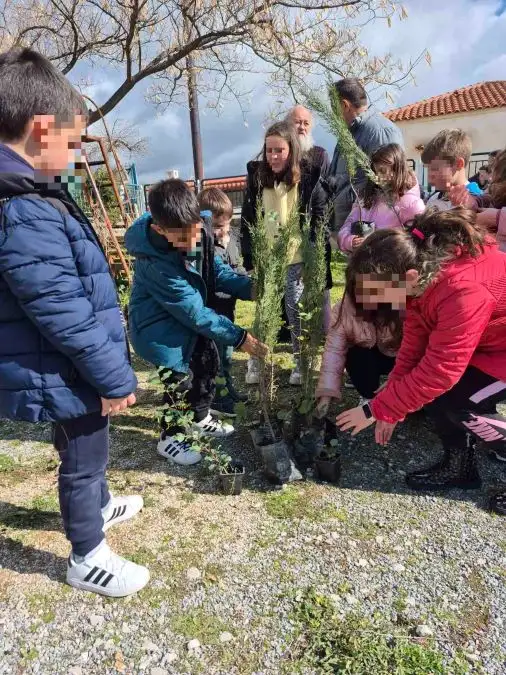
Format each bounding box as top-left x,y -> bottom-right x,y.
489,491 -> 506,515
406,435 -> 482,491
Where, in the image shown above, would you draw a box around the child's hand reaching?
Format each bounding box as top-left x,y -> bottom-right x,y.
101,393 -> 136,417
240,333 -> 268,359
448,184 -> 478,209
476,208 -> 499,232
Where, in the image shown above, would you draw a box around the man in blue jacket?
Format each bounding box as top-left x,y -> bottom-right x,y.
126,179 -> 267,465
0,49 -> 148,597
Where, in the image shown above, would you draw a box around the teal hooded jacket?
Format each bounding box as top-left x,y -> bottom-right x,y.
125,213 -> 252,372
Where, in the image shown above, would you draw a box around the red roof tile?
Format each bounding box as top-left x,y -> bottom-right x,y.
385,81 -> 506,122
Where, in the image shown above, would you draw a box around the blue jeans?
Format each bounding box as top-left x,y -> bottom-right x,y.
53,412 -> 110,556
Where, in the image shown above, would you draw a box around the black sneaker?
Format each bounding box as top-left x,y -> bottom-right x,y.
406,440 -> 482,491
210,394 -> 237,418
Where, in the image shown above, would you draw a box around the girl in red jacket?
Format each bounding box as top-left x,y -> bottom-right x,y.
336,207 -> 506,515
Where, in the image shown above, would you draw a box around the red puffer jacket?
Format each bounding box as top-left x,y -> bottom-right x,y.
371,243 -> 506,424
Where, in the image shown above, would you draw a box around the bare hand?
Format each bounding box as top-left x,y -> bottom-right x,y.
476,208 -> 499,232
375,420 -> 397,445
101,393 -> 136,417
351,236 -> 365,249
240,333 -> 268,359
336,405 -> 375,436
448,184 -> 477,209
315,396 -> 332,418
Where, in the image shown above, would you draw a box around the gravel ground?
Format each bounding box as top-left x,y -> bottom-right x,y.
0,349 -> 505,674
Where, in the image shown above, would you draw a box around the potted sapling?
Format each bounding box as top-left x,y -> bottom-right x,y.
201,441 -> 245,495
314,418 -> 341,484
249,203 -> 302,483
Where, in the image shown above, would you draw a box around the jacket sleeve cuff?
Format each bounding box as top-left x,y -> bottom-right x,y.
234,329 -> 248,349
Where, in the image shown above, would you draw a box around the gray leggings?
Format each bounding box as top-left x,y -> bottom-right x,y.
285,263 -> 305,362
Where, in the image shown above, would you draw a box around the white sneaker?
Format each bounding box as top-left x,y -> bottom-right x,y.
67,542 -> 149,598
245,358 -> 259,385
157,434 -> 202,465
102,495 -> 143,532
192,413 -> 235,437
289,366 -> 302,386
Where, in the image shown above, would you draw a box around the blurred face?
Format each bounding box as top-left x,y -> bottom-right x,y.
265,135 -> 290,175
339,98 -> 367,126
213,215 -> 231,247
290,107 -> 312,137
427,158 -> 459,190
479,169 -> 489,184
29,114 -> 86,177
355,271 -> 419,310
152,221 -> 202,253
373,161 -> 394,187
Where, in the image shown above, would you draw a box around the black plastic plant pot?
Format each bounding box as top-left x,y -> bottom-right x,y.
219,460 -> 245,495
314,455 -> 341,484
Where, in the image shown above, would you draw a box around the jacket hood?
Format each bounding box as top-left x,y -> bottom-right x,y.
0,144 -> 36,199
125,212 -> 178,261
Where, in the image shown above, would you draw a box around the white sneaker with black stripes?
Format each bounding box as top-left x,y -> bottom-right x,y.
157,434 -> 202,465
192,413 -> 235,438
66,542 -> 149,597
102,495 -> 143,533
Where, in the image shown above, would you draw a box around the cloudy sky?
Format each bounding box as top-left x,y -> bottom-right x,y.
83,0 -> 506,185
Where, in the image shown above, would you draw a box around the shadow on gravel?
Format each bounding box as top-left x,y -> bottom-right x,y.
0,535 -> 66,581
0,501 -> 61,531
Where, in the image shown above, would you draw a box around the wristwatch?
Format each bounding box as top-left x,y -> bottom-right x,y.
362,402 -> 374,420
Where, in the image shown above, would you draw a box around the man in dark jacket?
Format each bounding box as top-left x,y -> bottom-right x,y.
0,48 -> 148,597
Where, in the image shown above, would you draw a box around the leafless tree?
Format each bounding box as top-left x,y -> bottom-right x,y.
0,1 -> 426,124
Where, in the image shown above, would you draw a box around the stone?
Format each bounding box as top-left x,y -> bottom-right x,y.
68,668 -> 83,675
219,632 -> 234,643
344,594 -> 358,605
186,567 -> 202,581
375,535 -> 385,545
89,614 -> 105,628
187,639 -> 201,651
330,532 -> 339,540
415,624 -> 433,637
392,563 -> 405,573
151,669 -> 169,675
143,639 -> 160,653
79,653 -> 89,663
164,652 -> 178,664
357,558 -> 368,568
405,597 -> 416,607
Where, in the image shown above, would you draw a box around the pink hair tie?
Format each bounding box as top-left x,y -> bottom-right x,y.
411,227 -> 425,241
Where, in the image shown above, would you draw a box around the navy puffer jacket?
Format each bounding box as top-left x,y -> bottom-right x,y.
0,144 -> 136,423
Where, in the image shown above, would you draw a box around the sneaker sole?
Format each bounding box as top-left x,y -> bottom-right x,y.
103,504 -> 143,533
66,572 -> 149,598
156,446 -> 202,466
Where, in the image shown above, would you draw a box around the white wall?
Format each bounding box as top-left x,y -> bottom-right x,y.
393,108 -> 506,184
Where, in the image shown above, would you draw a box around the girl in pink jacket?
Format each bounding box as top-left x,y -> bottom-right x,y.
337,143 -> 425,253
316,266 -> 403,416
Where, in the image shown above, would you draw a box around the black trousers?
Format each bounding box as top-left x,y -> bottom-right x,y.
345,345 -> 396,399
159,336 -> 219,434
427,366 -> 506,449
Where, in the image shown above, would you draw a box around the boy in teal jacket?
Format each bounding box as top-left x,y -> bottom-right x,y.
126,179 -> 266,465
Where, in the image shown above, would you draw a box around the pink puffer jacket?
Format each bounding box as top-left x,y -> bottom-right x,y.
316,295 -> 400,400
338,182 -> 425,252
